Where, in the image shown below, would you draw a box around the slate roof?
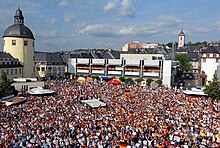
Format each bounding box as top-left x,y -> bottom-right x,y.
61,54 -> 71,64
0,52 -> 14,58
70,53 -> 82,58
188,51 -> 199,61
3,8 -> 34,39
81,53 -> 94,58
0,52 -> 23,68
4,24 -> 34,39
35,52 -> 65,65
202,46 -> 220,53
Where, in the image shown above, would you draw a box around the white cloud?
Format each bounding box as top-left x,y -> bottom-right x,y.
63,13 -> 75,23
214,21 -> 220,30
120,0 -> 135,17
46,18 -> 56,24
104,0 -> 117,12
79,24 -> 157,37
37,30 -> 57,38
188,27 -> 210,33
21,1 -> 40,8
104,0 -> 135,17
58,0 -> 68,6
156,15 -> 182,27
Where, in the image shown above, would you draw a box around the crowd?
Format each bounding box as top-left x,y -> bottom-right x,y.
0,79 -> 220,148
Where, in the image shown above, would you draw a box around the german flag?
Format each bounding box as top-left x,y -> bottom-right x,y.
121,107 -> 127,113
155,132 -> 162,137
130,97 -> 137,101
187,99 -> 192,103
124,91 -> 130,95
137,126 -> 142,132
212,108 -> 218,116
128,111 -> 134,116
117,141 -> 129,148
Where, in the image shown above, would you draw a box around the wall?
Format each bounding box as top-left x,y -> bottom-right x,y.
201,58 -> 219,82
0,67 -> 23,80
3,37 -> 36,78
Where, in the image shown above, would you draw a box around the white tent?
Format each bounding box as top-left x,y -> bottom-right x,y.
183,86 -> 207,96
28,87 -> 55,95
81,99 -> 106,108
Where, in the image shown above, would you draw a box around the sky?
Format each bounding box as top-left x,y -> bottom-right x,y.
1,0 -> 220,52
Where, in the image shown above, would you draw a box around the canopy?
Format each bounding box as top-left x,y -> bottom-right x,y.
77,77 -> 86,83
28,87 -> 55,95
183,86 -> 207,96
108,79 -> 121,85
86,77 -> 93,82
100,76 -> 112,81
81,99 -> 106,108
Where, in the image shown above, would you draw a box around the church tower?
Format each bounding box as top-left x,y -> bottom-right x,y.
3,8 -> 36,78
178,28 -> 185,48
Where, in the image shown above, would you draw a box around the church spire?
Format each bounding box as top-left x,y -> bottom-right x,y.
14,7 -> 24,25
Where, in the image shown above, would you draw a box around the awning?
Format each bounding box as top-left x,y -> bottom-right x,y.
100,76 -> 113,81
81,99 -> 106,108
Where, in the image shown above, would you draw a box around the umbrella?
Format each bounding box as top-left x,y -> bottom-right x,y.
77,77 -> 86,83
108,79 -> 121,85
86,77 -> 93,82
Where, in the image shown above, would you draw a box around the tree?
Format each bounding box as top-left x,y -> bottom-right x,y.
156,79 -> 162,86
166,42 -> 178,48
176,53 -> 193,72
146,78 -> 153,86
0,72 -> 16,98
119,76 -> 126,82
204,74 -> 220,100
125,77 -> 133,84
135,78 -> 144,84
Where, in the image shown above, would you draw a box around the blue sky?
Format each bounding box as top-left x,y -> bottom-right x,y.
1,0 -> 220,51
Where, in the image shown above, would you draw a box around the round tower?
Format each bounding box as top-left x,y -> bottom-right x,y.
3,8 -> 36,78
178,28 -> 185,48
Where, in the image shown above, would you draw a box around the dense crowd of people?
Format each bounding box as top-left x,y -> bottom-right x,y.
0,79 -> 220,148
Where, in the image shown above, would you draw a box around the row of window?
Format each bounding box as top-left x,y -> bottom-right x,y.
203,53 -> 219,58
3,40 -> 34,47
0,61 -> 19,65
37,67 -> 65,72
1,68 -> 22,75
202,58 -> 220,63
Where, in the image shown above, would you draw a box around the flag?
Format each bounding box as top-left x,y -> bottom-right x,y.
130,97 -> 137,101
187,99 -> 192,103
124,91 -> 130,95
155,132 -> 162,137
128,111 -> 134,116
212,109 -> 218,116
121,107 -> 126,113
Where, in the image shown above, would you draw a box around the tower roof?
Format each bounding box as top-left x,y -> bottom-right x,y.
3,8 -> 34,39
179,28 -> 185,36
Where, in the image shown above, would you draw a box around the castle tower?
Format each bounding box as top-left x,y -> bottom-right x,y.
3,8 -> 36,78
178,28 -> 185,48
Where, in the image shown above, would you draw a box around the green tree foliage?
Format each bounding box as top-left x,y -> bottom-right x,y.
135,78 -> 144,84
166,42 -> 178,48
176,53 -> 193,72
146,78 -> 153,86
0,72 -> 15,98
156,79 -> 162,86
125,77 -> 133,84
119,76 -> 126,82
204,74 -> 220,100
